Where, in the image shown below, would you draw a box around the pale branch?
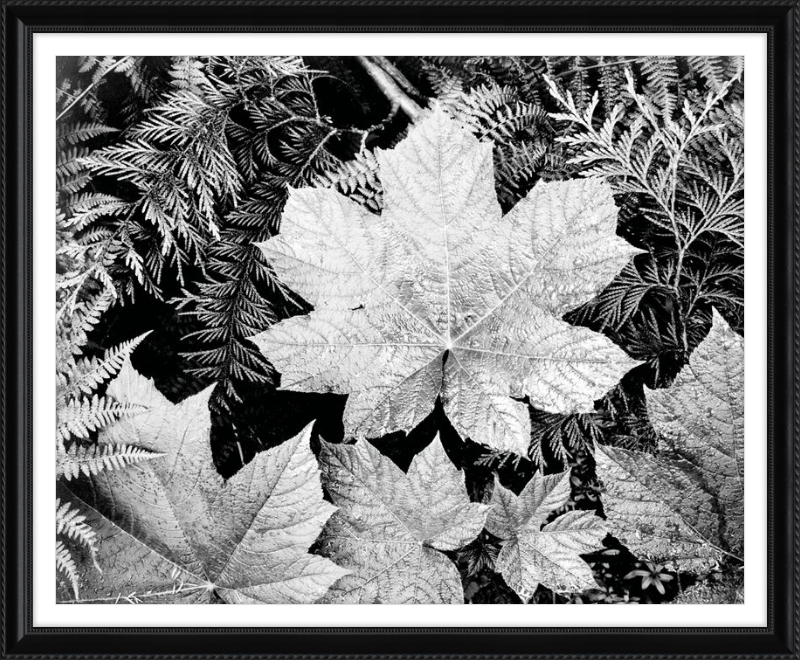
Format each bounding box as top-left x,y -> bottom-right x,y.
372,56 -> 423,100
357,56 -> 423,121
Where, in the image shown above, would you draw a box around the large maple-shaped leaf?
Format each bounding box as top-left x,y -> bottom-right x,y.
58,362 -> 347,604
251,106 -> 641,454
487,471 -> 606,601
594,445 -> 719,571
647,309 -> 744,553
595,310 -> 744,569
318,435 -> 489,603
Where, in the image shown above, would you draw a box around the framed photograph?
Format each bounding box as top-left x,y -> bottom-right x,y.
3,1 -> 797,657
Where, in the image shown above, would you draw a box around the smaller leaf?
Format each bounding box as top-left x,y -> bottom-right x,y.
319,435 -> 489,604
486,471 -> 606,601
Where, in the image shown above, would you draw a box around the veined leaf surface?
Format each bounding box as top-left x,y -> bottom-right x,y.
648,309 -> 744,553
59,362 -> 347,604
596,310 -> 744,569
318,436 -> 489,603
595,444 -> 719,571
487,471 -> 606,600
251,106 -> 641,454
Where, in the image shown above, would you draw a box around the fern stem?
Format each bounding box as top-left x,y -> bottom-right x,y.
552,57 -> 648,79
299,128 -> 338,179
666,75 -> 740,294
56,57 -> 133,122
61,583 -> 211,604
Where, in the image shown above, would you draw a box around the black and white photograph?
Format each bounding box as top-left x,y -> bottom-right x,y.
54,54 -> 745,606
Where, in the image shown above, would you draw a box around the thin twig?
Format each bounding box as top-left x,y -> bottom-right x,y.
553,57 -> 648,79
56,56 -> 133,122
357,56 -> 423,122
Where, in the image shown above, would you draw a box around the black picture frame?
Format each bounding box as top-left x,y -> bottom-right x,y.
2,1 -> 797,657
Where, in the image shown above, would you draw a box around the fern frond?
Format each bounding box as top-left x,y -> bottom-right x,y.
56,395 -> 146,442
177,219 -> 284,403
317,149 -> 383,212
494,140 -> 547,205
56,498 -> 97,550
56,287 -> 115,352
597,56 -> 628,113
117,57 -> 173,126
55,223 -> 121,321
548,66 -> 743,267
528,410 -> 602,469
57,121 -> 118,147
63,194 -> 131,231
60,332 -> 151,400
640,56 -> 681,117
687,56 -> 743,95
57,441 -> 163,480
571,256 -> 669,331
169,56 -> 210,94
55,495 -> 104,597
566,56 -> 591,112
614,304 -> 683,367
437,81 -> 550,204
81,81 -> 245,286
444,82 -> 548,141
484,56 -> 546,103
682,234 -> 744,330
421,62 -> 464,105
209,55 -> 306,89
56,539 -> 81,599
178,65 -> 344,406
57,145 -> 91,193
